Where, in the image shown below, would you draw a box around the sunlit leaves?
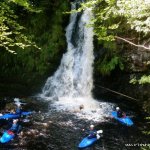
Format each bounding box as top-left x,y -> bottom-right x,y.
79,0 -> 150,42
116,0 -> 150,34
0,1 -> 40,53
78,0 -> 150,75
130,75 -> 150,84
9,0 -> 41,12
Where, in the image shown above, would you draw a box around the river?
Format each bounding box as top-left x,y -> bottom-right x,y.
0,0 -> 149,149
0,96 -> 149,150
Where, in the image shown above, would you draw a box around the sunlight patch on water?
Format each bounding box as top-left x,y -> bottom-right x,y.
58,120 -> 74,127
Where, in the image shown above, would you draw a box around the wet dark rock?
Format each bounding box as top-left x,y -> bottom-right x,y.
124,48 -> 150,72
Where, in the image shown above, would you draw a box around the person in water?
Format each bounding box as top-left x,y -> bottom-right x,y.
9,119 -> 22,134
116,107 -> 126,118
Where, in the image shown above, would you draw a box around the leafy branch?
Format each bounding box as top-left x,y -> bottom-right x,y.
0,1 -> 40,54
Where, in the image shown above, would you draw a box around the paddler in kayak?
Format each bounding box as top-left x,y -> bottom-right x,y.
15,103 -> 23,116
9,119 -> 22,134
116,107 -> 126,118
79,125 -> 103,150
83,125 -> 103,139
14,98 -> 27,116
88,125 -> 98,139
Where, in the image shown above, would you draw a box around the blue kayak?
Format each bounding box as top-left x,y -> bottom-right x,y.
21,111 -> 32,116
112,111 -> 133,126
78,137 -> 97,149
0,111 -> 32,120
0,130 -> 15,143
0,113 -> 20,119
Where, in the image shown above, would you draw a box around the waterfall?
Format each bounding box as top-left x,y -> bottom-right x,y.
40,1 -> 113,121
41,2 -> 94,99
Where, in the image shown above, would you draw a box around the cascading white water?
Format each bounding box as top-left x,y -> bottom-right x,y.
40,1 -> 113,121
41,3 -> 94,98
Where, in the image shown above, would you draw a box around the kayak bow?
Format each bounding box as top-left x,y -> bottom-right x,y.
0,111 -> 32,120
0,130 -> 15,143
78,137 -> 97,149
112,111 -> 134,126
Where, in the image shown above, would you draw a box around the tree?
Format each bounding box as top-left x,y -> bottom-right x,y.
77,0 -> 150,75
80,0 -> 150,48
0,0 -> 39,54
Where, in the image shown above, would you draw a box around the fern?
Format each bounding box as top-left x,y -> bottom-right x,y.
97,55 -> 124,75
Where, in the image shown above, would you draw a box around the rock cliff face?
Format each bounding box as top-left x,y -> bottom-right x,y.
94,40 -> 150,113
123,41 -> 150,72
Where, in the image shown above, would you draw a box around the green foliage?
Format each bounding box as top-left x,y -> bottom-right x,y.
81,0 -> 150,35
10,0 -> 33,10
130,75 -> 150,84
97,55 -> 124,75
116,0 -> 150,34
78,0 -> 150,75
0,0 -> 39,53
138,75 -> 150,84
141,146 -> 150,150
129,78 -> 137,84
0,0 -> 69,77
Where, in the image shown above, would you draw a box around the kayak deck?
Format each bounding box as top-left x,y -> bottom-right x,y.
112,111 -> 133,126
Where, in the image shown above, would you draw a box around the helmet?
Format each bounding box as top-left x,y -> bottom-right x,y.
116,107 -> 120,110
13,119 -> 18,124
99,130 -> 103,134
97,130 -> 103,134
90,125 -> 94,128
17,103 -> 21,107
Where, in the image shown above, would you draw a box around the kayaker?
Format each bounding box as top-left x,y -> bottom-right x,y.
16,104 -> 22,116
9,119 -> 22,134
83,125 -> 103,139
116,107 -> 126,118
88,125 -> 96,138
